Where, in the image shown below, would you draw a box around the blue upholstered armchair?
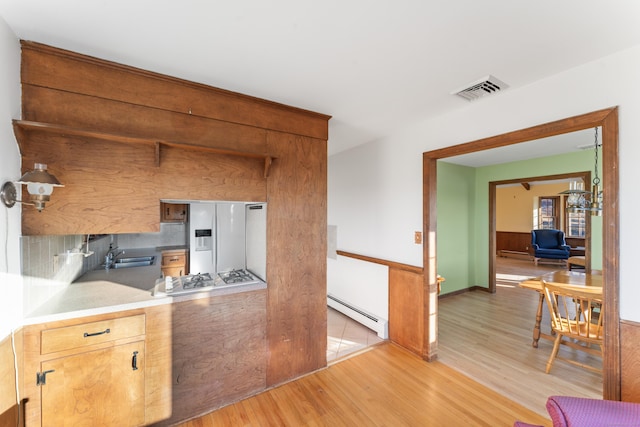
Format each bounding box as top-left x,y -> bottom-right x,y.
531,229 -> 571,265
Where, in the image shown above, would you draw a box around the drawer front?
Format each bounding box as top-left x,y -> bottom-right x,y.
41,314 -> 146,355
162,253 -> 186,267
162,266 -> 185,278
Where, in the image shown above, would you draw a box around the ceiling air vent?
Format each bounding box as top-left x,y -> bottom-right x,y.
452,75 -> 508,101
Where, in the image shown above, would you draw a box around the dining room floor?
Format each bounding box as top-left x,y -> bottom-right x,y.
327,307 -> 385,363
438,256 -> 602,417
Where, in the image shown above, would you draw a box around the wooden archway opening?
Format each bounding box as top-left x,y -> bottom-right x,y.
422,107 -> 619,400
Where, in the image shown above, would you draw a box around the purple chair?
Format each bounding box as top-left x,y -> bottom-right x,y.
547,396 -> 640,426
514,395 -> 640,427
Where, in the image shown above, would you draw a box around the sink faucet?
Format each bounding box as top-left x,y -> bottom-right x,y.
104,244 -> 124,270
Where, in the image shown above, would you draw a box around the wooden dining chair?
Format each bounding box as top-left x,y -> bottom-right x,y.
542,281 -> 604,374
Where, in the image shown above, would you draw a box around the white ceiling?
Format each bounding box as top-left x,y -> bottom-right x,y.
1,1 -> 639,161
442,128 -> 599,167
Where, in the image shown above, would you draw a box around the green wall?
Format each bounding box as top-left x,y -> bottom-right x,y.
436,162 -> 476,293
437,149 -> 603,294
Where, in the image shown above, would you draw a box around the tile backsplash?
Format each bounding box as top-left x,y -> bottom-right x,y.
21,222 -> 187,282
20,234 -> 112,283
19,223 -> 187,317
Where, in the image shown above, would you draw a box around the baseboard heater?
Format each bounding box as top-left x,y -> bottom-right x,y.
327,293 -> 388,339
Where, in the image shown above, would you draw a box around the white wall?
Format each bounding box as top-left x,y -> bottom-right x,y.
0,16 -> 22,337
328,44 -> 640,322
327,138 -> 422,321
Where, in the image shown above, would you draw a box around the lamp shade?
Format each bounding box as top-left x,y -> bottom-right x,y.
16,163 -> 63,189
15,163 -> 64,211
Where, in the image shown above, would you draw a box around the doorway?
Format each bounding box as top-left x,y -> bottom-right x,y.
489,170 -> 593,293
422,107 -> 619,399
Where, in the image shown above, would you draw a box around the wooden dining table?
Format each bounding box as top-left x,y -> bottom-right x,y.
519,270 -> 603,348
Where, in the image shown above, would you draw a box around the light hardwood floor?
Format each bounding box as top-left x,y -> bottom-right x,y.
175,257 -> 600,426
177,342 -> 549,427
438,257 -> 602,417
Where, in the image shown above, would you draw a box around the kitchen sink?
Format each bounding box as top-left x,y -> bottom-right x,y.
111,256 -> 156,268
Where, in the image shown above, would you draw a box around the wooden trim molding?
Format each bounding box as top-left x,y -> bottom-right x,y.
423,107 -> 620,400
336,250 -> 422,274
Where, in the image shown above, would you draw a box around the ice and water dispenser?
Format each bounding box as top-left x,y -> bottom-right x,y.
194,229 -> 213,251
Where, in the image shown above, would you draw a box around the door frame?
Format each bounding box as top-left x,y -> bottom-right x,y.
422,107 -> 619,400
489,170 -> 592,293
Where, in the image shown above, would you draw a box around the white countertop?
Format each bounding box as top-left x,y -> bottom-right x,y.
22,246 -> 267,325
23,280 -> 169,325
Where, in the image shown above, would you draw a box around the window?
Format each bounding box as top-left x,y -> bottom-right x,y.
566,199 -> 586,238
538,196 -> 559,229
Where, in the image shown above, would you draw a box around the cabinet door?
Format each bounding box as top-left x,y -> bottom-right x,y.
41,341 -> 145,427
162,266 -> 185,278
161,203 -> 188,222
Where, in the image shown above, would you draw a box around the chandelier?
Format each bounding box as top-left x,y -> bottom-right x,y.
560,127 -> 602,216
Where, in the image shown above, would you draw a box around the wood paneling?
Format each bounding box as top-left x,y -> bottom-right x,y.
20,132 -> 267,234
21,86 -> 269,154
18,42 -> 329,236
265,133 -> 328,385
497,231 -> 531,254
21,41 -> 330,141
158,290 -> 267,426
389,268 -> 424,355
18,41 -> 329,420
621,320 -> 640,402
496,231 -> 585,255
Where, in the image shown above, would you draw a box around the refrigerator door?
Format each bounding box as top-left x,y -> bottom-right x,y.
189,203 -> 216,274
245,203 -> 267,281
216,203 -> 246,272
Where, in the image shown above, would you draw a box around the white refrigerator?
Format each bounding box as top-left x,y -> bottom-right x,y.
189,202 -> 247,275
215,203 -> 246,272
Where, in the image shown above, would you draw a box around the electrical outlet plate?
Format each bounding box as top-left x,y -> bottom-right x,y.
414,231 -> 422,244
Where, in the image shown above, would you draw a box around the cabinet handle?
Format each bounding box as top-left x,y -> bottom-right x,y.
166,208 -> 170,216
132,351 -> 139,371
84,328 -> 111,338
36,369 -> 55,386
170,258 -> 179,261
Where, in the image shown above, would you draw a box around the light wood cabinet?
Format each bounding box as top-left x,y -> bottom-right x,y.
161,249 -> 188,277
36,315 -> 145,427
22,308 -> 172,427
160,202 -> 188,223
41,341 -> 145,427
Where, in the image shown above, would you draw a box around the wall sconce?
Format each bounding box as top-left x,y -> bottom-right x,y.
1,163 -> 64,212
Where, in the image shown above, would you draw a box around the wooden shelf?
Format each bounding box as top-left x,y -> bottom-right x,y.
13,120 -> 275,178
